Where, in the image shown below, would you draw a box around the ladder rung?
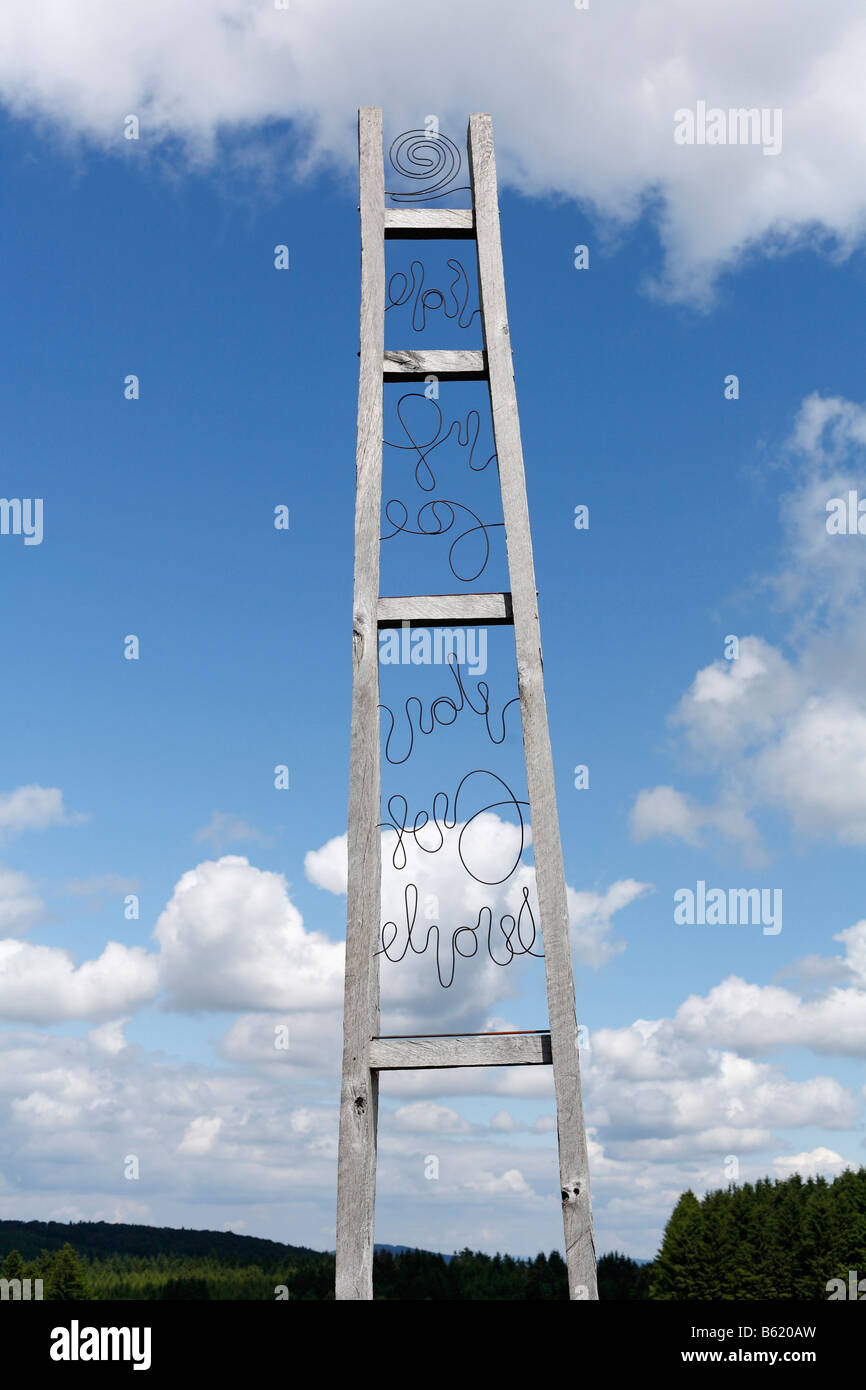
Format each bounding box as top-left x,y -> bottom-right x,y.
384,349 -> 486,381
369,1031 -> 552,1070
384,208 -> 475,239
377,592 -> 513,628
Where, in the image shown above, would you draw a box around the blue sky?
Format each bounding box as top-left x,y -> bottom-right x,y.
2,0 -> 866,1264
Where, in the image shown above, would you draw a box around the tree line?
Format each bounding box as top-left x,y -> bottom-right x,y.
651,1167 -> 866,1299
0,1242 -> 647,1300
5,1166 -> 863,1298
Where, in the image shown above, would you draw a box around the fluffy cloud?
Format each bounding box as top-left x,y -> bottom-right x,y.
87,1019 -> 130,1055
674,984 -> 866,1062
0,866 -> 46,934
320,814 -> 539,1033
305,819 -> 647,1029
671,639 -> 804,758
631,394 -> 866,853
0,854 -> 347,1023
392,1102 -> 473,1135
461,1168 -> 535,1198
635,681 -> 866,852
567,878 -> 652,968
630,784 -> 764,862
3,2 -> 866,301
218,1009 -> 343,1080
0,913 -> 862,1258
775,394 -> 866,620
489,1108 -> 555,1135
587,1047 -> 857,1144
0,838 -> 861,1256
0,1027 -> 345,1241
0,939 -> 157,1023
177,1115 -> 223,1157
0,785 -> 84,843
0,857 -> 347,1025
586,921 -> 866,1080
304,836 -> 348,896
194,811 -> 270,851
771,1147 -> 851,1179
154,856 -> 344,1013
754,695 -> 866,843
631,786 -> 705,847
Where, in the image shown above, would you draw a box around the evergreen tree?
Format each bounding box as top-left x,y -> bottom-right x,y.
1,1249 -> 24,1282
650,1190 -> 706,1299
161,1276 -> 211,1299
597,1251 -> 651,1300
727,1181 -> 766,1299
650,1167 -> 866,1302
46,1243 -> 87,1300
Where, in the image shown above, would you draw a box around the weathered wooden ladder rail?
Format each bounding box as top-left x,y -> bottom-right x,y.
335,107 -> 597,1301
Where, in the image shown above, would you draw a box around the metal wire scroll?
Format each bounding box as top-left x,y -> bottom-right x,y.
378,129 -> 538,989
386,128 -> 470,203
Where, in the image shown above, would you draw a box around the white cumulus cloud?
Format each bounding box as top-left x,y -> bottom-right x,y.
3,2 -> 866,301
0,866 -> 46,935
154,855 -> 345,1013
0,939 -> 158,1023
0,785 -> 84,843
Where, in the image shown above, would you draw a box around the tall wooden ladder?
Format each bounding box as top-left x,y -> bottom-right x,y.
336,106 -> 597,1301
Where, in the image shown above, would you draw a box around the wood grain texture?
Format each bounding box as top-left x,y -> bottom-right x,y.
385,208 -> 475,239
383,348 -> 486,381
370,1033 -> 552,1069
335,106 -> 385,1303
377,592 -> 513,627
468,112 -> 598,1301
336,107 -> 595,1303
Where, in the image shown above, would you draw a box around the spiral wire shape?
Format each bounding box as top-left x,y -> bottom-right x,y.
386,129 -> 470,203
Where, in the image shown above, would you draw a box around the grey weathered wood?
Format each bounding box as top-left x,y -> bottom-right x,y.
335,106 -> 385,1303
468,112 -> 598,1301
337,106 -> 597,1304
370,1032 -> 552,1069
385,208 -> 475,239
377,592 -> 513,627
383,348 -> 486,381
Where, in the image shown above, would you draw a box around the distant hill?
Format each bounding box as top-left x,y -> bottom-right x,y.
0,1218 -> 651,1300
0,1218 -> 319,1266
374,1243 -> 454,1262
0,1218 -> 652,1298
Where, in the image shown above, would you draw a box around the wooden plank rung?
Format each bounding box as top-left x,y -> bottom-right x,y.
384,349 -> 486,381
385,208 -> 475,239
369,1031 -> 552,1070
377,593 -> 513,628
